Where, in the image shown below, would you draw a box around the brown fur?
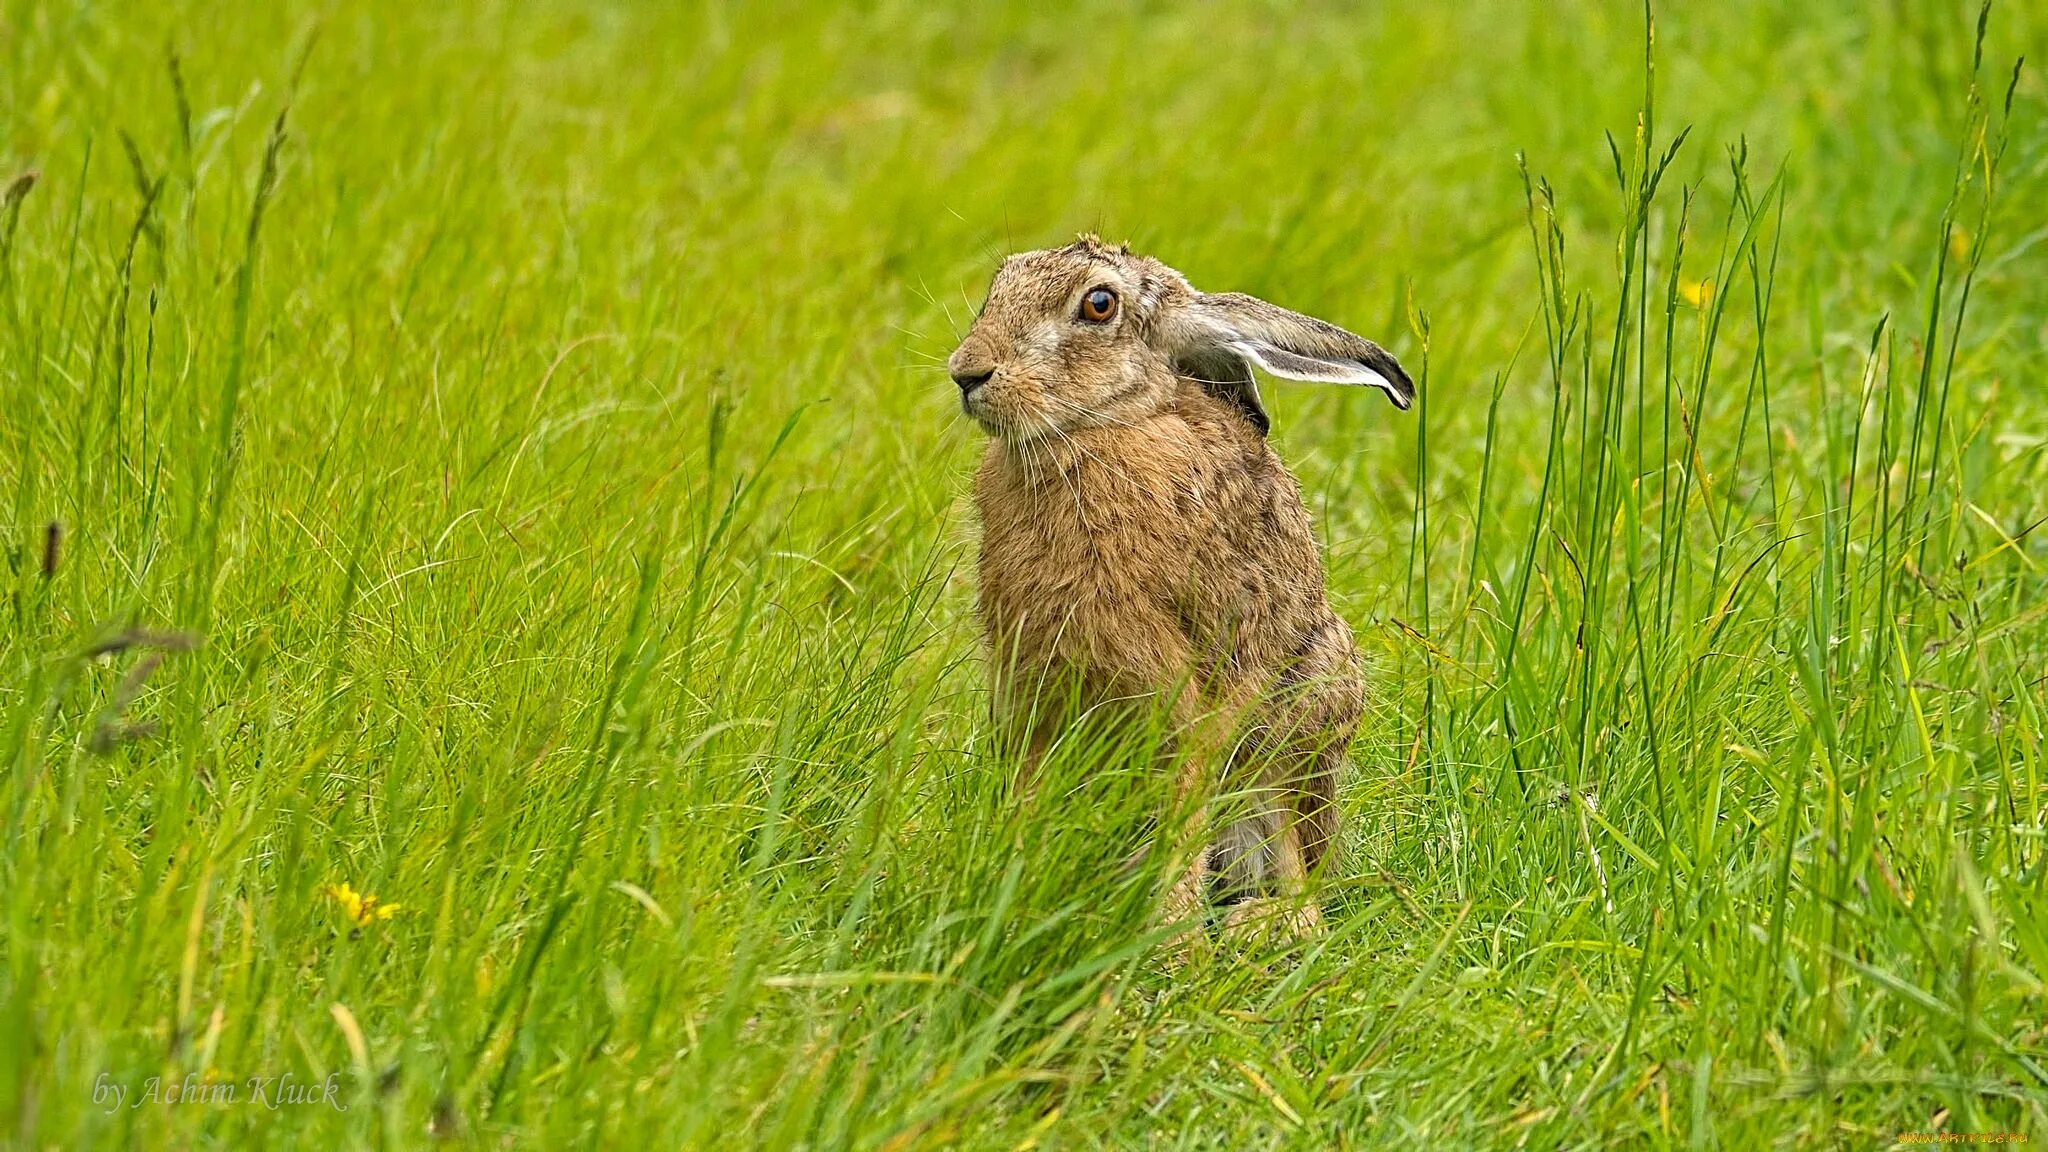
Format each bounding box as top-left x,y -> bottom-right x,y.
949,236 -> 1406,938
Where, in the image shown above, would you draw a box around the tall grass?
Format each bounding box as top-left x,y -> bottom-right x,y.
2,1 -> 2046,1146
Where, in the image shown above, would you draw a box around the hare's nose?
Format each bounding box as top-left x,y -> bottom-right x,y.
948,341 -> 997,395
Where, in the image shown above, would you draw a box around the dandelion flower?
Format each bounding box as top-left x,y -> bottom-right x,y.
325,882 -> 403,928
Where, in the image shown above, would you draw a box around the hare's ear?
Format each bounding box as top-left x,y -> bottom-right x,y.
1162,291 -> 1414,431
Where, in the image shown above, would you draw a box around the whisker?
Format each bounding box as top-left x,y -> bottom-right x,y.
1038,416 -> 1094,532
1045,394 -> 1141,430
1034,401 -> 1146,490
1066,435 -> 1144,495
918,277 -> 962,340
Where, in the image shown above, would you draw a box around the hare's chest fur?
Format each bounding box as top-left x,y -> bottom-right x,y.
973,423 -> 1195,674
971,406 -> 1328,694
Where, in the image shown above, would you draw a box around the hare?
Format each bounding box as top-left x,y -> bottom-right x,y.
948,235 -> 1411,939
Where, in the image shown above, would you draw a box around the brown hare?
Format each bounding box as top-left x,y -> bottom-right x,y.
948,235 -> 1411,941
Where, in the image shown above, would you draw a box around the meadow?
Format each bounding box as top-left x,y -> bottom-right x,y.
4,1 -> 2047,1146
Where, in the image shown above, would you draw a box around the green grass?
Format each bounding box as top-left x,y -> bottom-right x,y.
5,1 -> 2048,1146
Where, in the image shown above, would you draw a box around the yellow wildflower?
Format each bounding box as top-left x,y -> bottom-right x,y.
1678,278 -> 1713,308
324,883 -> 403,928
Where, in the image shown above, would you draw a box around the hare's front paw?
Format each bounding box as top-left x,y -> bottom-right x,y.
1154,855 -> 1214,969
1221,896 -> 1324,944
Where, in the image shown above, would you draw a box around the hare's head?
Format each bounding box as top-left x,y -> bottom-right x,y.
948,235 -> 1412,441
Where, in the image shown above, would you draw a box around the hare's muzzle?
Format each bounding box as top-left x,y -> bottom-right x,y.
948,339 -> 996,396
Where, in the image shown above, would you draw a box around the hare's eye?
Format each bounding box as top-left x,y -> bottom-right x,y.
1079,287 -> 1119,324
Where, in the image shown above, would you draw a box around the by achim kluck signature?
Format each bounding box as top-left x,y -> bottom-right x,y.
92,1072 -> 348,1114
